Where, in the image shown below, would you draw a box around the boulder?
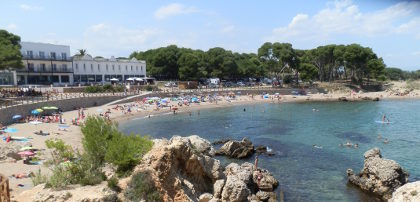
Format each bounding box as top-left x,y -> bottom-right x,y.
390,181 -> 420,202
16,182 -> 117,202
212,139 -> 231,145
213,179 -> 225,199
216,138 -> 254,158
373,97 -> 380,101
0,142 -> 21,161
252,169 -> 279,192
199,193 -> 213,202
221,175 -> 251,202
133,135 -> 224,201
338,97 -> 348,101
346,148 -> 409,200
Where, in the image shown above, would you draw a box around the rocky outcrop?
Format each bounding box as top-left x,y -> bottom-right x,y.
390,181 -> 420,202
215,138 -> 254,158
131,136 -> 279,202
16,182 -> 117,202
0,142 -> 21,162
346,148 -> 409,201
132,135 -> 224,202
338,97 -> 348,101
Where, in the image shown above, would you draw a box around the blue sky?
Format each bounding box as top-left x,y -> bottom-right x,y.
0,0 -> 419,70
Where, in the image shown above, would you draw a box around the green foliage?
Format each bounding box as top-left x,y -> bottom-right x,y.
31,169 -> 48,186
81,116 -> 120,165
67,153 -> 106,186
105,134 -> 153,174
283,75 -> 293,84
124,171 -> 161,202
103,84 -> 113,91
299,63 -> 318,82
0,30 -> 24,70
83,84 -> 125,93
45,166 -> 72,188
107,176 -> 121,192
45,139 -> 74,162
145,85 -> 154,91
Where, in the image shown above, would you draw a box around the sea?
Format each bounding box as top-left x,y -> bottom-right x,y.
120,99 -> 420,201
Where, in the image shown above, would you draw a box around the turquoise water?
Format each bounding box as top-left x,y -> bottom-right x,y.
120,100 -> 420,201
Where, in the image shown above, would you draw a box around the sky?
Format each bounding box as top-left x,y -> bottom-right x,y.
0,0 -> 419,70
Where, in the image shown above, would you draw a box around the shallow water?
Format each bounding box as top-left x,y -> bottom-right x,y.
120,100 -> 420,201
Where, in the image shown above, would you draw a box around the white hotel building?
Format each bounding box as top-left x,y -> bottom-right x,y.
72,55 -> 146,84
18,42 -> 73,85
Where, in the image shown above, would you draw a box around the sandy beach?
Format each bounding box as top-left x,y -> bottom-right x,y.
2,86 -> 420,199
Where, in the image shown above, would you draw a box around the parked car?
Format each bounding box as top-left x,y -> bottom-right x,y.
164,81 -> 177,87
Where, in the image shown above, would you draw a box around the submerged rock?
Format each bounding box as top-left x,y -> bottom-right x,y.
338,97 -> 348,101
390,181 -> 420,202
215,138 -> 254,158
346,147 -> 409,201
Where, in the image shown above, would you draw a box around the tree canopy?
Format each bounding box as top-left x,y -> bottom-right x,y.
0,30 -> 23,70
130,42 -> 391,83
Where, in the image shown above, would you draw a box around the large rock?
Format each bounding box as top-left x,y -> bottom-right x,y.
221,175 -> 250,202
252,169 -> 279,192
216,138 -> 254,158
16,182 -> 117,202
389,181 -> 420,202
133,135 -> 224,201
0,142 -> 21,161
346,148 -> 409,200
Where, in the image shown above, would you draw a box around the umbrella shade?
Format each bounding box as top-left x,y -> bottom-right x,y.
3,128 -> 18,133
18,151 -> 35,156
12,115 -> 22,119
110,78 -> 119,81
42,106 -> 58,110
126,78 -> 135,81
20,147 -> 34,151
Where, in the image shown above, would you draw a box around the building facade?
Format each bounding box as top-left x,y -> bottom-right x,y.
17,42 -> 73,85
72,55 -> 146,84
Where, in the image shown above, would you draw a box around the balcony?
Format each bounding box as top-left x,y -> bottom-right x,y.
16,67 -> 73,73
22,54 -> 72,62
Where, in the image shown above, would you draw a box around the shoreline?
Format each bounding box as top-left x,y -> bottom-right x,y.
3,90 -> 420,198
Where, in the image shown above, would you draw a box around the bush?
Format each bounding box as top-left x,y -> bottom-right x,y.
107,176 -> 121,192
105,134 -> 153,175
46,166 -> 72,188
124,171 -> 161,202
84,86 -> 104,93
81,116 -> 121,165
31,169 -> 48,186
103,84 -> 113,92
68,153 -> 105,186
45,139 -> 74,163
145,86 -> 154,91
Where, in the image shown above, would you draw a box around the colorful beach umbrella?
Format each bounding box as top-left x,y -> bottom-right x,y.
18,151 -> 35,156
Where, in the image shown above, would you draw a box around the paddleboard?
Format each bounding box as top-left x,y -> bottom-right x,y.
375,120 -> 393,124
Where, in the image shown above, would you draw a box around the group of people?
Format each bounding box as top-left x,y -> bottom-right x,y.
0,88 -> 43,98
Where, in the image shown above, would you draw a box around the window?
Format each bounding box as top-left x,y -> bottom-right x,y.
62,64 -> 68,72
61,53 -> 67,60
40,64 -> 46,72
98,64 -> 100,72
91,64 -> 93,72
96,75 -> 102,82
50,52 -> 56,59
61,75 -> 69,83
106,64 -> 108,71
112,65 -> 115,71
131,66 -> 133,71
52,64 -> 57,71
75,64 -> 79,71
28,63 -> 35,71
39,51 -> 45,59
118,65 -> 121,72
83,64 -> 86,71
51,76 -> 59,83
136,66 -> 138,71
126,65 -> 128,71
141,66 -> 143,71
27,51 -> 33,58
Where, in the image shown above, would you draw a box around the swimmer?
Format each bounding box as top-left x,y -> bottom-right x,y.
377,134 -> 382,139
384,138 -> 389,144
354,143 -> 359,148
148,114 -> 151,118
313,144 -> 323,149
243,108 -> 246,112
339,143 -> 343,147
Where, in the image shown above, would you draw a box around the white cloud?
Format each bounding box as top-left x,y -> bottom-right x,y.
154,3 -> 198,20
220,25 -> 235,34
267,0 -> 420,43
19,4 -> 43,11
6,23 -> 17,30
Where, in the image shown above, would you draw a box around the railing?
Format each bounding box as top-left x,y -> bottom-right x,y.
22,55 -> 71,62
16,67 -> 72,73
0,173 -> 10,202
0,91 -> 136,109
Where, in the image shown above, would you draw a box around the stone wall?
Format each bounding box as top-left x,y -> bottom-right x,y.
0,96 -> 125,125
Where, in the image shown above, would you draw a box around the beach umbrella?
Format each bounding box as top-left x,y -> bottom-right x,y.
126,78 -> 135,81
110,78 -> 119,81
3,128 -> 18,133
12,115 -> 22,120
20,147 -> 34,151
18,151 -> 35,156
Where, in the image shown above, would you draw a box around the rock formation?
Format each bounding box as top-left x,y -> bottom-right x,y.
215,138 -> 254,158
389,181 -> 420,202
346,148 -> 409,201
130,135 -> 279,202
15,182 -> 118,202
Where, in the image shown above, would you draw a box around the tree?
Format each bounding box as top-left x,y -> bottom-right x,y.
78,49 -> 87,56
0,30 -> 23,70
